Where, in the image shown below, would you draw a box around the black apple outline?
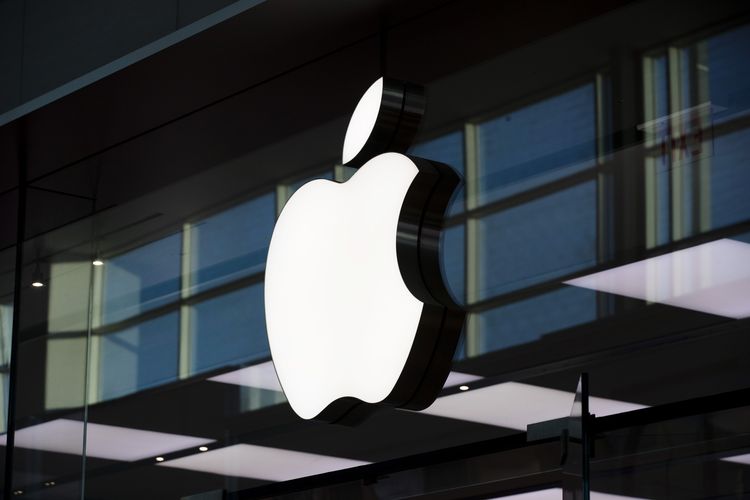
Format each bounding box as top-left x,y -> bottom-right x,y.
311,78 -> 466,424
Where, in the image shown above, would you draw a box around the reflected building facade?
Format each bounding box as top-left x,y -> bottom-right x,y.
0,0 -> 749,498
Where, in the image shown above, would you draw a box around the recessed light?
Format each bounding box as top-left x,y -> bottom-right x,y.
459,385 -> 470,391
31,281 -> 44,288
155,456 -> 165,462
92,259 -> 104,266
199,446 -> 208,452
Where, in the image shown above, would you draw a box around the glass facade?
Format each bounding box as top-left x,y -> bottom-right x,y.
0,1 -> 749,498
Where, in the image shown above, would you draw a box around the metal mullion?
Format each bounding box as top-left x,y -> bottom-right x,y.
178,222 -> 192,380
446,168 -> 600,227
595,71 -> 614,319
693,40 -> 711,235
668,46 -> 684,242
642,56 -> 660,250
463,122 -> 480,357
86,261 -> 104,404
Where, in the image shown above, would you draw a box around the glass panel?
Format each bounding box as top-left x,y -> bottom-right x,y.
189,193 -> 275,295
711,128 -> 750,228
8,246 -> 92,498
592,405 -> 750,498
4,6 -> 748,500
478,286 -> 597,354
97,312 -> 179,402
478,84 -> 596,205
708,24 -> 750,124
102,234 -> 182,324
189,284 -> 268,374
478,181 -> 597,299
0,247 -> 15,445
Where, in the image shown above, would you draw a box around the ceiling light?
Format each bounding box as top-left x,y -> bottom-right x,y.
422,382 -> 645,430
486,488 -> 648,499
158,444 -> 368,482
459,385 -> 470,391
0,419 -> 214,461
92,259 -> 104,266
444,371 -> 482,388
209,361 -> 482,393
723,452 -> 750,465
208,361 -> 282,392
199,446 -> 208,452
565,239 -> 750,318
31,263 -> 45,287
155,456 -> 165,462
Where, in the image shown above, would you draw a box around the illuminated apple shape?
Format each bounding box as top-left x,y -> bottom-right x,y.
265,78 -> 464,423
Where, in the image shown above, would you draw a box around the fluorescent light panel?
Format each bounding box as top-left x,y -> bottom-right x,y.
488,488 -> 648,499
443,371 -> 483,388
723,452 -> 750,465
0,419 -> 213,461
565,239 -> 750,319
209,361 -> 482,392
159,443 -> 368,481
422,382 -> 645,430
209,361 -> 282,392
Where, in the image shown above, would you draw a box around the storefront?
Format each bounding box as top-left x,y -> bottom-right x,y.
0,0 -> 749,498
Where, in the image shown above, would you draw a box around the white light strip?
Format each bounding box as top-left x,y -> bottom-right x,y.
565,239 -> 750,319
159,443 -> 368,481
0,419 -> 214,461
208,361 -> 482,393
488,488 -> 649,499
208,361 -> 282,392
722,452 -> 750,465
443,371 -> 483,388
422,382 -> 645,430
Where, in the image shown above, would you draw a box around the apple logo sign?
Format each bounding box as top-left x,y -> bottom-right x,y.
265,77 -> 465,423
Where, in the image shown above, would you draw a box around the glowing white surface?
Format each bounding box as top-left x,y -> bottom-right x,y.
443,371 -> 483,388
488,488 -> 648,499
342,78 -> 383,164
209,361 -> 480,393
565,239 -> 750,318
0,419 -> 213,461
422,382 -> 645,430
159,443 -> 368,481
723,452 -> 750,465
265,153 -> 423,420
208,361 -> 282,392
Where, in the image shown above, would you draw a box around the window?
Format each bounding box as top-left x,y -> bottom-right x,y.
188,193 -> 275,295
643,24 -> 750,244
98,312 -> 179,401
477,84 -> 597,205
478,182 -> 598,299
102,234 -> 182,324
189,285 -> 268,374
